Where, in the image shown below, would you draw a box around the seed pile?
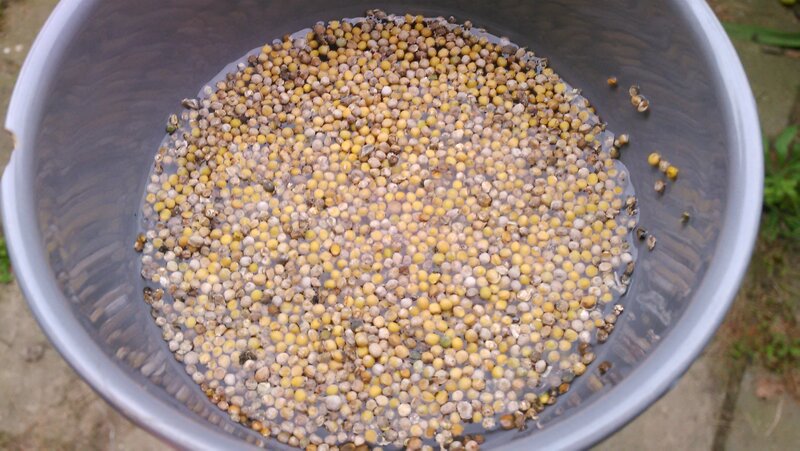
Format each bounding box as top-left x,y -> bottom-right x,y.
139,12 -> 637,450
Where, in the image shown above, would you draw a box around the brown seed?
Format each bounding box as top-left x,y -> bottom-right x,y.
598,361 -> 612,375
624,261 -> 635,276
476,192 -> 492,208
681,211 -> 691,224
514,411 -> 527,430
607,76 -> 618,88
134,233 -> 146,252
406,437 -> 423,450
143,287 -> 154,304
239,350 -> 256,365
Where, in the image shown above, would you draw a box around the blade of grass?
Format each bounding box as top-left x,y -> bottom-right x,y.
774,124 -> 798,160
0,236 -> 12,284
724,23 -> 800,49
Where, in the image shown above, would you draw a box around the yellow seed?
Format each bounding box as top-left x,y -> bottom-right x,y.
666,165 -> 679,180
491,365 -> 504,379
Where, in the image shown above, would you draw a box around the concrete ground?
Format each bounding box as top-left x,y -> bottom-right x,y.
0,0 -> 798,450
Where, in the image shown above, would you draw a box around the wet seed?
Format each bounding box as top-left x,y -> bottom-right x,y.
134,233 -> 146,252
636,97 -> 650,113
646,234 -> 657,251
166,114 -> 179,134
654,179 -> 666,195
181,98 -> 200,110
137,11 -> 640,448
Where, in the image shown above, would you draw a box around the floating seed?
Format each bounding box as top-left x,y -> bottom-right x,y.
166,114 -> 178,134
133,233 -> 146,252
142,287 -> 154,304
624,261 -> 635,276
647,152 -> 661,167
607,76 -> 618,88
637,96 -> 650,113
598,361 -> 612,375
629,85 -> 640,97
646,234 -> 657,251
636,227 -> 648,240
181,98 -> 200,110
681,211 -> 691,224
666,165 -> 679,180
654,179 -> 666,195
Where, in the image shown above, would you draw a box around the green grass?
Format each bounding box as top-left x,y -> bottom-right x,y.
0,235 -> 12,284
762,125 -> 800,242
724,22 -> 800,49
722,241 -> 800,396
719,124 -> 800,395
725,245 -> 799,372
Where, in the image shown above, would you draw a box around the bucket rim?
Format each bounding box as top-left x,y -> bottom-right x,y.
1,0 -> 762,449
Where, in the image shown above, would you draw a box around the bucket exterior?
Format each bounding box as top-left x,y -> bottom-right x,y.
1,0 -> 762,449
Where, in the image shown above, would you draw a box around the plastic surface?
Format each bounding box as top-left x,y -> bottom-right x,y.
1,0 -> 761,449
